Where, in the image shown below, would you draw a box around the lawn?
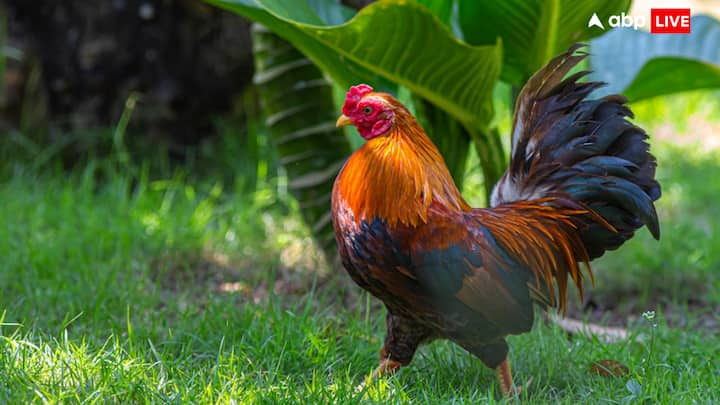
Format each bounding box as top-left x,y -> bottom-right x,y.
1,91 -> 719,403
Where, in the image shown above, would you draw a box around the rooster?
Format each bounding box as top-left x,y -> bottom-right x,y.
331,45 -> 660,397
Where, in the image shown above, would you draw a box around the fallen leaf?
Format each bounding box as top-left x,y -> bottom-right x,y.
589,359 -> 630,377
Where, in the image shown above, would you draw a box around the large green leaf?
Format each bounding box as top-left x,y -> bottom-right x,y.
458,0 -> 630,84
590,15 -> 720,101
208,0 -> 502,128
304,0 -> 354,25
252,24 -> 352,257
410,0 -> 467,40
622,58 -> 720,102
207,0 -> 374,91
410,0 -> 453,30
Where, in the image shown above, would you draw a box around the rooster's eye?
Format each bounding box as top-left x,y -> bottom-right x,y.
363,106 -> 373,115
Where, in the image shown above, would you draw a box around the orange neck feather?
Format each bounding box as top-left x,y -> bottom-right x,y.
335,110 -> 470,227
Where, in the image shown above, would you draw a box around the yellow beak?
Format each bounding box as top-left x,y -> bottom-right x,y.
336,114 -> 352,127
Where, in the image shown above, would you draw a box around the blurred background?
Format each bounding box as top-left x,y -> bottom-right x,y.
0,0 -> 719,402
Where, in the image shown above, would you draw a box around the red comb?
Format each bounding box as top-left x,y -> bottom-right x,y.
342,84 -> 374,114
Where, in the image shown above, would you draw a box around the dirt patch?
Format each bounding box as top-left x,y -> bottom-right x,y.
563,288 -> 719,335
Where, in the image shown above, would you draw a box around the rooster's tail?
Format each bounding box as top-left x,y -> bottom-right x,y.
490,44 -> 661,259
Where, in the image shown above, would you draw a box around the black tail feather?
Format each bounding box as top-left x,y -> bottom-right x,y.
491,44 -> 661,259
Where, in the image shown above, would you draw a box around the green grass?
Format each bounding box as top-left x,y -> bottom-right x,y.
1,92 -> 720,403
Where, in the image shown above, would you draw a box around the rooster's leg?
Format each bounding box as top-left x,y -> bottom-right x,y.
355,355 -> 404,392
356,311 -> 431,391
371,357 -> 403,378
355,358 -> 403,391
496,356 -> 516,397
458,339 -> 523,398
496,356 -> 530,398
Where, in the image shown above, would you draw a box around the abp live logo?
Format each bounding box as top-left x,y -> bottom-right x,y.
651,8 -> 691,34
588,8 -> 691,34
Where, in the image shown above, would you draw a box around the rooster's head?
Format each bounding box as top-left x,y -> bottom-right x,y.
336,84 -> 397,140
